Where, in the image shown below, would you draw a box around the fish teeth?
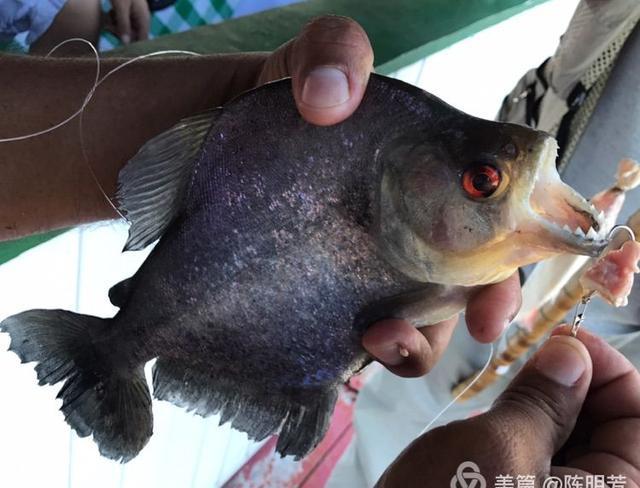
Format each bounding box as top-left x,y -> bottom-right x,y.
574,227 -> 586,238
598,210 -> 605,222
586,227 -> 598,240
562,224 -> 572,234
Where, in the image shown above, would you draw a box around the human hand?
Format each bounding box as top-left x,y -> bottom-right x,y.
363,273 -> 522,377
107,0 -> 151,44
376,325 -> 640,487
258,15 -> 374,126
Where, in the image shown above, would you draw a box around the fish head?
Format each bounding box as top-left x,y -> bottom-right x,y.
377,116 -> 607,286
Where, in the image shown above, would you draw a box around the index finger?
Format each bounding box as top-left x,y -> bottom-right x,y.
113,0 -> 132,44
131,0 -> 150,41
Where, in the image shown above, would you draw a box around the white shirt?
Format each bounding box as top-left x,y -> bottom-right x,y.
0,0 -> 67,44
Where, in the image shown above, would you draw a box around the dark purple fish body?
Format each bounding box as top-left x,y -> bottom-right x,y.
1,75 -> 607,462
110,78 -> 436,456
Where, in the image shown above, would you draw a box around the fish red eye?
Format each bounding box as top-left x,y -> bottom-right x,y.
462,165 -> 502,198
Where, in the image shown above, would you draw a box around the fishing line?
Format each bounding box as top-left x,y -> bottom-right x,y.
77,47 -> 203,220
0,38 -> 100,143
419,342 -> 494,436
0,38 -> 202,221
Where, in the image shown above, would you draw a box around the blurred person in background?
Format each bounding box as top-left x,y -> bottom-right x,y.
0,0 -> 154,54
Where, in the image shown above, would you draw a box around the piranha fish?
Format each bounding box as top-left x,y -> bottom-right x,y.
1,74 -> 607,462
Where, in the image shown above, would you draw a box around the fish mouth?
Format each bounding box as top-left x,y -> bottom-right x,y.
523,138 -> 607,257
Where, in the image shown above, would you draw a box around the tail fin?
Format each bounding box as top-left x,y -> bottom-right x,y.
1,310 -> 152,462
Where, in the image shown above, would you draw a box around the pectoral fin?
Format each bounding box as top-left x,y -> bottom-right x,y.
117,109 -> 220,251
356,284 -> 472,329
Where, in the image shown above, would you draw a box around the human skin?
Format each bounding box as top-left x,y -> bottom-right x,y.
376,325 -> 640,487
0,15 -> 519,377
30,0 -> 150,54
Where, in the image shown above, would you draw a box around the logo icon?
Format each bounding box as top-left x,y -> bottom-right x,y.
542,477 -> 563,488
450,461 -> 487,488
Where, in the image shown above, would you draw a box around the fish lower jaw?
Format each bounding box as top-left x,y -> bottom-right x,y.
534,216 -> 609,256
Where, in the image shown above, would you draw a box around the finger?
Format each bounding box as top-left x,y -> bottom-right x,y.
376,418 -> 494,487
262,16 -> 373,126
362,316 -> 457,377
551,325 -> 640,421
549,466 -> 592,479
570,419 -> 640,476
488,334 -> 592,464
114,1 -> 132,44
131,0 -> 150,41
465,272 -> 521,343
551,326 -> 640,478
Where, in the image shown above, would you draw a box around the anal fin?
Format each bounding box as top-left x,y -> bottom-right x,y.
152,358 -> 337,459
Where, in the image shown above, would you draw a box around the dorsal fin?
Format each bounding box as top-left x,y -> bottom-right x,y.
117,109 -> 220,251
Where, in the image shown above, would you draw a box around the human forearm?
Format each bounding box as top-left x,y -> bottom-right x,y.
0,52 -> 267,240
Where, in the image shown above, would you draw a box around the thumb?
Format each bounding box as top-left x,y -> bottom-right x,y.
289,16 -> 373,126
487,333 -> 592,468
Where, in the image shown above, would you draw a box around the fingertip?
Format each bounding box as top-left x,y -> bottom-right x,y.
363,317 -> 458,378
466,273 -> 521,343
490,332 -> 593,457
298,66 -> 351,124
133,2 -> 151,40
291,15 -> 373,126
552,324 -> 636,391
117,20 -> 131,44
551,324 -> 609,361
550,324 -> 572,337
295,63 -> 370,126
362,319 -> 432,377
114,5 -> 132,45
533,335 -> 591,387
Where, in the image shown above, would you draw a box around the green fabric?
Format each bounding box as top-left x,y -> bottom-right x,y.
0,0 -> 547,266
0,230 -> 68,265
101,0 -> 235,50
0,39 -> 26,53
108,0 -> 548,74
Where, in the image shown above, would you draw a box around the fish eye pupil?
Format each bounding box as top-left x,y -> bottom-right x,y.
473,173 -> 493,193
462,164 -> 501,198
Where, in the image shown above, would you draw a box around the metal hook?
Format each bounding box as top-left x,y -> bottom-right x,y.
573,225 -> 638,337
608,225 -> 636,243
571,292 -> 593,337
